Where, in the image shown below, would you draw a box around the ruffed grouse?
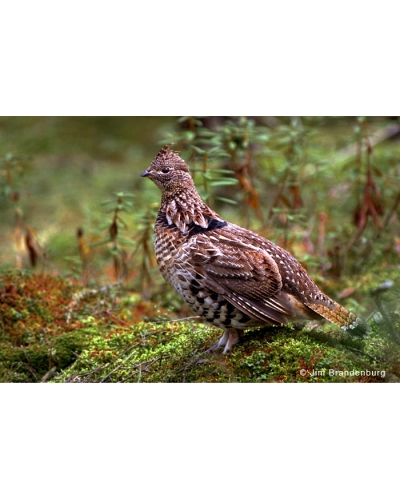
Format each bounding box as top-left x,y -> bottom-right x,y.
141,145 -> 368,353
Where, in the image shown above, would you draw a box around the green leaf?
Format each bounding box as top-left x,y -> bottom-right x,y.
214,151 -> 231,158
89,238 -> 112,248
207,147 -> 223,155
117,237 -> 137,246
211,169 -> 234,174
209,178 -> 239,187
190,145 -> 206,155
114,191 -> 135,198
215,196 -> 238,205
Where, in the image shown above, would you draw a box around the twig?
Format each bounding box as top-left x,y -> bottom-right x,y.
65,283 -> 121,323
336,125 -> 400,165
99,349 -> 138,383
359,190 -> 400,265
371,281 -> 400,345
118,355 -> 170,383
374,295 -> 400,344
345,346 -> 380,363
40,366 -> 57,383
147,316 -> 201,324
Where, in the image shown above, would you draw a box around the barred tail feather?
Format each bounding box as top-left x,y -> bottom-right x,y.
306,301 -> 369,338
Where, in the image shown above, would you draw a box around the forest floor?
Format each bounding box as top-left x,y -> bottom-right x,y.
1,265 -> 399,383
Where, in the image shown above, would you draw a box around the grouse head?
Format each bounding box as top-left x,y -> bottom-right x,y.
141,145 -> 193,196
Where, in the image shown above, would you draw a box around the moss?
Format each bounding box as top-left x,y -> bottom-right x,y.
52,320 -> 392,383
0,270 -> 164,382
1,266 -> 399,383
0,330 -> 92,382
53,322 -> 213,383
0,270 -> 80,345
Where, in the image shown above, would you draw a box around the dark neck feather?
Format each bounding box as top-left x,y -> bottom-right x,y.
160,186 -> 223,233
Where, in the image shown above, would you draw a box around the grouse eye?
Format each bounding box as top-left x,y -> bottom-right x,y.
162,167 -> 170,173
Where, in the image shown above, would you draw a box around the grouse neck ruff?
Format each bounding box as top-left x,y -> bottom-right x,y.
141,145 -> 368,354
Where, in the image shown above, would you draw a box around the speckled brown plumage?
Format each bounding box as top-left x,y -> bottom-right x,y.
141,145 -> 368,353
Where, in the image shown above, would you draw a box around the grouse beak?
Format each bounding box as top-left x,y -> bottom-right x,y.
140,169 -> 151,177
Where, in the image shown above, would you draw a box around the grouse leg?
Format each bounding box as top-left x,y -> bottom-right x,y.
208,329 -> 240,354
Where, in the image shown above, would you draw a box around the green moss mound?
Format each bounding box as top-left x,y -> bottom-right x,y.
0,330 -> 92,382
1,268 -> 400,383
52,320 -> 398,383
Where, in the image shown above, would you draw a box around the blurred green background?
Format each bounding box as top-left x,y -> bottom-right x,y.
0,117 -> 175,268
1,116 -> 399,298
